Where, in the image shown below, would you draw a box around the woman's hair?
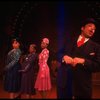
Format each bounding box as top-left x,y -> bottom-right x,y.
42,38 -> 49,45
11,38 -> 21,44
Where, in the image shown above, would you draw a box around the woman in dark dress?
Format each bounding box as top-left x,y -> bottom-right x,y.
19,44 -> 38,99
4,38 -> 22,99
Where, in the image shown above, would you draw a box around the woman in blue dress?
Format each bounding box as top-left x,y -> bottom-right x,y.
19,44 -> 38,99
4,38 -> 22,99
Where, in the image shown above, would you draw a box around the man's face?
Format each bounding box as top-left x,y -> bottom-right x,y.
81,23 -> 96,38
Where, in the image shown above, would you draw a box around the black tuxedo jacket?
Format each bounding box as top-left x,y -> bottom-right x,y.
57,36 -> 100,97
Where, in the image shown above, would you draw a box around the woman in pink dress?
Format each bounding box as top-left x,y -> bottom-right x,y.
34,38 -> 51,99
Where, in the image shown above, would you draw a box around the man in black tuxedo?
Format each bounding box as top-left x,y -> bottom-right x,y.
57,18 -> 100,99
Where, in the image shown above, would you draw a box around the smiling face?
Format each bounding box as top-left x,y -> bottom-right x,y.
81,23 -> 96,38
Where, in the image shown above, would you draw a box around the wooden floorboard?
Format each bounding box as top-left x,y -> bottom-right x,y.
0,79 -> 100,99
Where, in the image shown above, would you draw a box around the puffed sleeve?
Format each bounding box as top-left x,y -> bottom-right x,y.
5,49 -> 21,70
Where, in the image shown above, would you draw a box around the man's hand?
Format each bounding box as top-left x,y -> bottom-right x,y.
63,55 -> 73,65
72,57 -> 85,67
62,56 -> 85,67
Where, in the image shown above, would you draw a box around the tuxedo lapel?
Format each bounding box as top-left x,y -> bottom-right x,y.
84,39 -> 92,54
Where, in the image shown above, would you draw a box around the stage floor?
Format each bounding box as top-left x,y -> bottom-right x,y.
0,79 -> 100,99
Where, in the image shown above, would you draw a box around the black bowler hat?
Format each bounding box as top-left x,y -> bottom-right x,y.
81,18 -> 96,27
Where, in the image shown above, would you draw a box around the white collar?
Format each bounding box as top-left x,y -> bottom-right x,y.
77,35 -> 89,43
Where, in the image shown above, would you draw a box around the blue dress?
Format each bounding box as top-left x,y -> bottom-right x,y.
20,53 -> 38,94
4,48 -> 21,93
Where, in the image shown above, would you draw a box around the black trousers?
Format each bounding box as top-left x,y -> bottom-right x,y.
57,86 -> 73,99
57,64 -> 73,99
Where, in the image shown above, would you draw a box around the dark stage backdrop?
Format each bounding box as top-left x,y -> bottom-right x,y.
0,1 -> 100,82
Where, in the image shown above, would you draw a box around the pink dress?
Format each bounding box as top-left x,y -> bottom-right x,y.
34,48 -> 51,91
